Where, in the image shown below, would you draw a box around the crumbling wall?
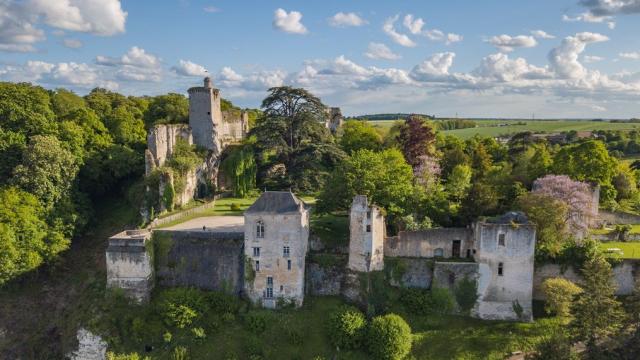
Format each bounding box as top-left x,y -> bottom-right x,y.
384,228 -> 473,258
106,230 -> 154,303
153,230 -> 245,294
432,262 -> 479,291
387,257 -> 433,288
145,124 -> 192,175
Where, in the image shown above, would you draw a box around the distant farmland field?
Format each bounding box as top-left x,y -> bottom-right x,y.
368,119 -> 639,139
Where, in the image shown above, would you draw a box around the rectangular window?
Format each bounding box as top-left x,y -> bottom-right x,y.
498,262 -> 504,276
255,260 -> 260,272
366,224 -> 371,232
253,247 -> 260,257
287,259 -> 291,270
498,233 -> 505,246
267,276 -> 273,286
283,246 -> 290,257
256,221 -> 265,238
367,211 -> 371,219
265,287 -> 273,298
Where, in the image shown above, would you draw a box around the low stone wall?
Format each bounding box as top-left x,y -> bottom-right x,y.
533,260 -> 640,300
592,232 -> 640,242
385,228 -> 473,258
153,230 -> 245,294
432,262 -> 478,291
599,210 -> 640,225
387,257 -> 433,288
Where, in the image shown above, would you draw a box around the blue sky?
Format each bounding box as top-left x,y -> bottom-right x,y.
1,0 -> 640,118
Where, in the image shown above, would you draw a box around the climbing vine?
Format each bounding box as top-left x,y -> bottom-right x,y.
221,143 -> 257,198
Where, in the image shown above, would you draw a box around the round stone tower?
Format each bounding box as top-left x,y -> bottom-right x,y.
188,77 -> 222,153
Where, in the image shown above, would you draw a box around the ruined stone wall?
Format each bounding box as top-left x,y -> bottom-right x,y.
153,230 -> 245,294
244,211 -> 310,308
106,230 -> 154,303
432,262 -> 479,291
221,110 -> 248,145
348,196 -> 385,272
188,86 -> 222,154
145,124 -> 192,175
599,210 -> 640,225
533,260 -> 640,300
384,228 -> 473,259
387,257 -> 434,288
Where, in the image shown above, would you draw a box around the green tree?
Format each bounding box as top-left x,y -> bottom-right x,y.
221,143 -> 257,198
327,306 -> 366,350
317,149 -> 414,217
12,135 -> 78,208
571,255 -> 624,351
541,278 -> 583,317
516,193 -> 570,258
367,314 -> 412,360
145,93 -> 189,128
460,181 -> 499,222
0,187 -> 68,284
552,140 -> 617,188
445,164 -> 472,202
339,120 -> 383,154
50,88 -> 86,118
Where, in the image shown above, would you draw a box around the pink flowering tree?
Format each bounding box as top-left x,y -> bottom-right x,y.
414,155 -> 441,190
532,175 -> 598,235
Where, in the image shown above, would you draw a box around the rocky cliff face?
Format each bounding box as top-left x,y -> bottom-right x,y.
145,124 -> 193,175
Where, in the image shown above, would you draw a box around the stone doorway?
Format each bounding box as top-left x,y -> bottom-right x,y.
452,240 -> 461,258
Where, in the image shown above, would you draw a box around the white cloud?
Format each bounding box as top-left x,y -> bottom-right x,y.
562,12 -> 616,29
62,38 -> 82,48
424,29 -> 463,45
591,104 -> 607,111
30,0 -> 127,36
410,52 -> 456,81
445,33 -> 463,45
383,15 -> 416,47
0,60 -> 118,90
548,32 -> 609,79
328,12 -> 367,27
487,34 -> 537,52
403,14 -> 425,35
579,0 -> 640,15
219,66 -> 286,90
0,1 -> 45,52
364,42 -> 401,60
531,30 -> 555,39
619,52 -> 640,60
172,60 -> 208,76
473,53 -> 550,81
203,6 -> 220,13
96,46 -> 162,82
584,55 -> 605,63
273,8 -> 307,35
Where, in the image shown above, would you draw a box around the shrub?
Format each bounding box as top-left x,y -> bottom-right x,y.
245,311 -> 268,334
157,288 -> 208,314
230,203 -> 241,211
165,304 -> 198,329
542,278 -> 583,317
399,288 -> 430,314
222,312 -> 235,323
367,314 -> 412,360
454,276 -> 478,315
327,306 -> 367,349
191,327 -> 206,341
107,353 -> 149,360
513,299 -> 524,320
171,346 -> 188,360
429,287 -> 456,315
163,331 -> 172,343
525,334 -> 576,360
399,287 -> 455,315
206,291 -> 241,314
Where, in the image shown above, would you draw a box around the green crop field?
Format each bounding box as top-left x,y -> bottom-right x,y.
368,119 -> 639,139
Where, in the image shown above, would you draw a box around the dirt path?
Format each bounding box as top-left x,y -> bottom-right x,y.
0,197 -> 138,359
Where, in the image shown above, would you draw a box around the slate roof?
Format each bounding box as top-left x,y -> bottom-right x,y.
244,191 -> 307,214
487,211 -> 529,224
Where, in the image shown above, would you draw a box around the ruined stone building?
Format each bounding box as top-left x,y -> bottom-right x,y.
244,192 -> 310,308
348,195 -> 385,272
324,107 -> 343,134
143,77 -> 249,215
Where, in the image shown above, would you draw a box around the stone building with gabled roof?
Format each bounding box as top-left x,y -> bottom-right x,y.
243,191 -> 310,308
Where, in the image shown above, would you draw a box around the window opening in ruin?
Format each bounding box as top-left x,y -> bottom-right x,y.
367,211 -> 371,219
498,233 -> 505,246
253,247 -> 260,257
287,259 -> 291,270
283,246 -> 290,257
466,249 -> 471,258
452,240 -> 461,257
498,262 -> 504,276
434,248 -> 444,257
256,220 -> 265,238
366,225 -> 371,232
255,260 -> 260,272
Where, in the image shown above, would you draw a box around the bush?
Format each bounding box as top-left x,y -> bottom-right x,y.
327,306 -> 367,349
525,334 -> 576,360
163,331 -> 172,343
165,304 -> 198,329
541,278 -> 583,317
191,327 -> 206,341
157,288 -> 208,314
400,287 -> 455,315
206,291 -> 241,314
454,276 -> 478,315
367,314 -> 412,360
107,353 -> 149,360
245,311 -> 268,334
429,287 -> 456,315
171,346 -> 188,360
230,203 -> 241,211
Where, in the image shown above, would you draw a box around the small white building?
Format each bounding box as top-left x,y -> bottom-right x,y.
348,195 -> 385,272
243,191 -> 310,308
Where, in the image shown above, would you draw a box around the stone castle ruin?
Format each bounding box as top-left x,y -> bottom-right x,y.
324,107 -> 343,134
143,77 -> 248,217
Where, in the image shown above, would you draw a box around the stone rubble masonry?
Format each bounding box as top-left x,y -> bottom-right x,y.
106,229 -> 153,303
67,328 -> 107,360
348,195 -> 385,272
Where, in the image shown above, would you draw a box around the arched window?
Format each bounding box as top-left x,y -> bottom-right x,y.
256,220 -> 265,238
434,248 -> 444,257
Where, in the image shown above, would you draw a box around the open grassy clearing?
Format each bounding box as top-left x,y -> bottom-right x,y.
368,119 -> 639,139
598,241 -> 640,259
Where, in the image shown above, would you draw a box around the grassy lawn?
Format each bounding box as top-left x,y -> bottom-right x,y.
368,119 -> 639,139
598,241 -> 640,259
100,293 -> 563,360
592,224 -> 640,235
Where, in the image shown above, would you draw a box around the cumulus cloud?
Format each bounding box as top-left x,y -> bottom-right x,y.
562,12 -> 616,29
0,60 -> 118,89
486,34 -> 538,52
531,30 -> 555,39
219,66 -> 286,90
30,0 -> 127,36
383,15 -> 416,47
410,52 -> 456,81
328,12 -> 367,27
403,14 -> 425,35
273,8 -> 307,34
62,38 -> 82,48
579,0 -> 640,15
172,60 -> 208,76
364,42 -> 401,60
619,52 -> 640,60
96,46 -> 162,82
548,32 -> 609,79
0,1 -> 45,52
473,53 -> 550,81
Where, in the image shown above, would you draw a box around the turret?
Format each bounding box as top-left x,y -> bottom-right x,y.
188,77 -> 222,153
